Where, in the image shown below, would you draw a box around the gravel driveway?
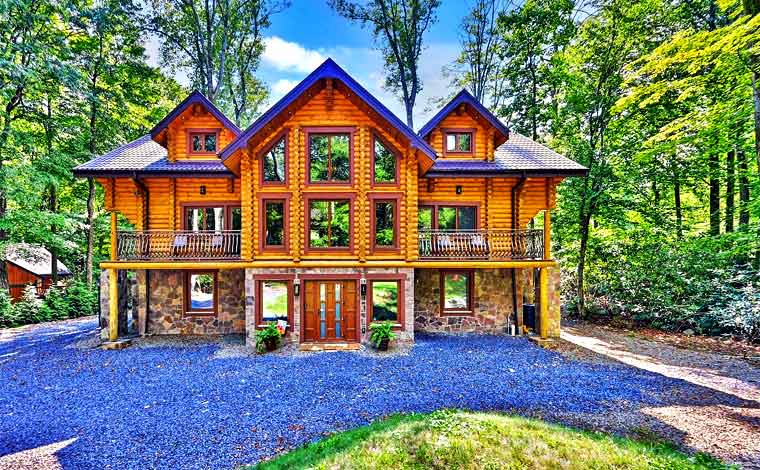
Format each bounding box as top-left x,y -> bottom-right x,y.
0,317 -> 756,469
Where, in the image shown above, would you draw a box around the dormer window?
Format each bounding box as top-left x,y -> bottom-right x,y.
188,130 -> 219,154
444,129 -> 474,155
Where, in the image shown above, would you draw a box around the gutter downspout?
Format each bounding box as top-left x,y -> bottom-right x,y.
510,173 -> 527,332
132,175 -> 150,335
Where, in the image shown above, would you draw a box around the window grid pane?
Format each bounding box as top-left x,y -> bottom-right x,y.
265,201 -> 285,246
309,134 -> 350,182
189,273 -> 214,311
443,273 -> 470,311
263,138 -> 286,182
261,281 -> 288,322
374,201 -> 395,247
373,139 -> 396,183
372,281 -> 398,322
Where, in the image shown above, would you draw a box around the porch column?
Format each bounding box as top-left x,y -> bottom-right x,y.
539,267 -> 549,339
543,209 -> 551,260
109,268 -> 118,341
110,211 -> 117,261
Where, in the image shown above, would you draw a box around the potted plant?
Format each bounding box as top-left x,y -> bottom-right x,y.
256,322 -> 284,353
369,321 -> 397,351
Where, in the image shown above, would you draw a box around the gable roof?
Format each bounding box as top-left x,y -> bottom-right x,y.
219,58 -> 436,161
149,90 -> 241,139
72,135 -> 234,177
417,89 -> 510,142
424,131 -> 588,177
6,243 -> 71,277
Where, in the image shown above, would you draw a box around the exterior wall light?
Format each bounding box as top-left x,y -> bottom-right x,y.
199,185 -> 206,195
360,278 -> 367,298
456,185 -> 463,195
293,280 -> 300,297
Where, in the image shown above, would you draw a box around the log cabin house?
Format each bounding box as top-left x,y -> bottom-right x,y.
6,244 -> 72,301
73,59 -> 587,349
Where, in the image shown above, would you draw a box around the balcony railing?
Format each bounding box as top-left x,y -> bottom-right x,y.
418,229 -> 544,260
117,230 -> 241,260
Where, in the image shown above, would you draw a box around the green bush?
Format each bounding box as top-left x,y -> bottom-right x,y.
565,228 -> 760,341
13,285 -> 44,325
64,279 -> 98,318
0,288 -> 14,328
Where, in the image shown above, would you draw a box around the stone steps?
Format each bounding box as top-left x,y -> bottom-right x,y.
299,342 -> 361,352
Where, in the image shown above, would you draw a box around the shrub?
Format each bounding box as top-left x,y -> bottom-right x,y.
0,288 -> 14,328
40,286 -> 71,321
12,285 -> 44,325
64,279 -> 98,318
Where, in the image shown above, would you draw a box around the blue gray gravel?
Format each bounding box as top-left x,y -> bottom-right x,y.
0,318 -> 739,468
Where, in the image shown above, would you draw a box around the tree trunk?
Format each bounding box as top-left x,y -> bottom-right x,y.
674,175 -> 683,239
86,177 -> 95,285
726,148 -> 735,232
49,186 -> 58,284
405,102 -> 414,130
739,148 -> 750,226
576,210 -> 591,316
709,152 -> 720,236
753,71 -> 760,175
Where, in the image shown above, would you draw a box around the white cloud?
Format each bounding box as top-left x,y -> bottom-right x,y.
271,79 -> 301,98
262,36 -> 326,73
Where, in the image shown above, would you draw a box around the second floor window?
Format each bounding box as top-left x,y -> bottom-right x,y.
264,200 -> 285,247
373,137 -> 397,184
373,200 -> 397,248
419,204 -> 477,230
309,200 -> 350,248
189,131 -> 218,154
184,205 -> 241,231
309,133 -> 350,183
263,136 -> 287,183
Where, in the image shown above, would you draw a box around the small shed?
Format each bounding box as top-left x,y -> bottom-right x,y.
6,244 -> 72,300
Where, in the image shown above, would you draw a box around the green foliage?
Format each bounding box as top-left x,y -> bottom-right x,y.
0,279 -> 97,328
250,410 -> 730,470
12,286 -> 44,326
255,322 -> 284,353
0,289 -> 14,328
369,320 -> 397,348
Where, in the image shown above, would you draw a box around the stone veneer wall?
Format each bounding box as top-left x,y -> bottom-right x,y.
244,267 -> 415,347
414,268 -> 518,334
145,269 -> 245,335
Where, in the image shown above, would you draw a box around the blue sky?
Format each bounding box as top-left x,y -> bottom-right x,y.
147,1 -> 467,129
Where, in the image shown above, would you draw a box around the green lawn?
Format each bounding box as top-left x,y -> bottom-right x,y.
252,410 -> 728,470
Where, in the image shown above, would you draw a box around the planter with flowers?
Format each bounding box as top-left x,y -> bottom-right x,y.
369,321 -> 397,351
256,322 -> 286,353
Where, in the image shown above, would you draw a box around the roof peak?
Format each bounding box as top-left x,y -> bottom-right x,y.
149,91 -> 241,140
417,90 -> 509,142
219,57 -> 436,162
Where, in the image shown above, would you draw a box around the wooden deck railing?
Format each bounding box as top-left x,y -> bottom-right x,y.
117,230 -> 241,260
418,229 -> 544,260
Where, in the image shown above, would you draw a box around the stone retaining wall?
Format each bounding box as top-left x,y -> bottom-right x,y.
414,268 -> 517,334
145,269 -> 245,335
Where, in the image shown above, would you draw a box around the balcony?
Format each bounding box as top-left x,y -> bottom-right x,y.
418,229 -> 544,260
117,230 -> 241,260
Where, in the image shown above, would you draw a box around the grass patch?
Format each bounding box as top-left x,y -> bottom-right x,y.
251,410 -> 730,470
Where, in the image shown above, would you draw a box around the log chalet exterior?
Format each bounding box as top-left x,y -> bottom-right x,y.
74,59 -> 587,348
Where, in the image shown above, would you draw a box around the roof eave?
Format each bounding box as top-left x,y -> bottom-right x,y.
149,91 -> 241,140
424,168 -> 589,178
72,168 -> 236,178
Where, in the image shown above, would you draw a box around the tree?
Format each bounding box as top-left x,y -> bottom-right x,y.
494,0 -> 575,139
330,0 -> 440,129
451,0 -> 505,104
147,0 -> 288,126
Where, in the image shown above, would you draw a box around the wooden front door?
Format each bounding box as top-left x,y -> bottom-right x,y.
303,280 -> 357,342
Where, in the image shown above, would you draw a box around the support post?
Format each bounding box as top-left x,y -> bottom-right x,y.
539,267 -> 549,339
109,268 -> 118,341
110,211 -> 117,261
543,209 -> 551,260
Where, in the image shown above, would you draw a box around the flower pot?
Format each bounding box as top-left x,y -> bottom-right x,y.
377,338 -> 390,351
264,338 -> 279,352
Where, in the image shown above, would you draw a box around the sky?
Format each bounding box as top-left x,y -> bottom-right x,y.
145,1 -> 467,129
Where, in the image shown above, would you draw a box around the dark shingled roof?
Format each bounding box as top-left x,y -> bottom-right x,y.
72,135 -> 234,177
425,131 -> 588,177
6,243 -> 71,277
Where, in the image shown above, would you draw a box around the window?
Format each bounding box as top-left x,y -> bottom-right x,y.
184,205 -> 241,231
262,135 -> 287,184
373,200 -> 397,249
309,133 -> 351,183
185,271 -> 216,314
370,280 -> 399,322
309,199 -> 350,248
445,131 -> 473,154
258,280 -> 290,324
373,137 -> 397,184
189,130 -> 218,154
264,200 -> 285,247
418,204 -> 477,230
441,271 -> 474,314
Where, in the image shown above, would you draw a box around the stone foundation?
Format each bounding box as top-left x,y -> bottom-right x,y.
144,269 -> 245,335
414,268 -> 518,334
244,267 -> 415,348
